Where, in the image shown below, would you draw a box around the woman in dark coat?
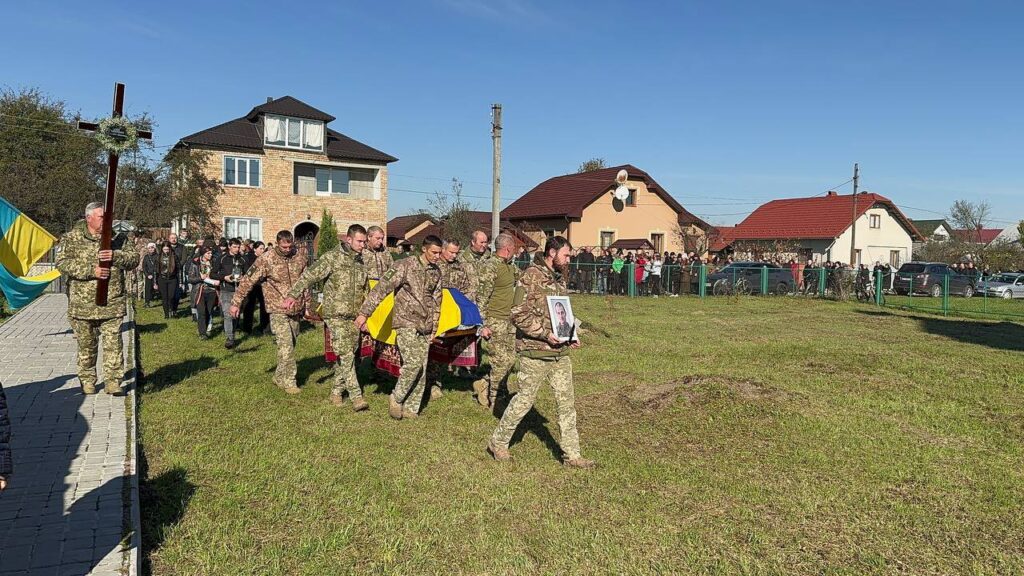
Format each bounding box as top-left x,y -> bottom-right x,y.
141,242 -> 158,307
156,241 -> 179,319
186,247 -> 220,339
1,379 -> 12,492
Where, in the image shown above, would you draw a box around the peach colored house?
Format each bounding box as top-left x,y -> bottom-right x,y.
501,164 -> 709,254
172,96 -> 397,251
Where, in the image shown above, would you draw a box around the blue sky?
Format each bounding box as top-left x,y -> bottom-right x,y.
3,0 -> 1022,227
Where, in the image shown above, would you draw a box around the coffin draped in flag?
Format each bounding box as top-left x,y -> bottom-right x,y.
365,284 -> 482,344
0,197 -> 60,309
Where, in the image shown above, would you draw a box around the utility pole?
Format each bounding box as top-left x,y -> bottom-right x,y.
491,103 -> 502,246
849,162 -> 860,266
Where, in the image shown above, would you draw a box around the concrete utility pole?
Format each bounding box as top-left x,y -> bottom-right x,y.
491,103 -> 502,245
849,162 -> 860,266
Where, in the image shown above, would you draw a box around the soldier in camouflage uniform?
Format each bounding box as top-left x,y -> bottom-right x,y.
364,225 -> 394,280
230,230 -> 308,393
56,202 -> 138,395
284,224 -> 370,411
488,236 -> 595,468
472,233 -> 521,409
457,230 -> 494,379
424,238 -> 475,401
356,235 -> 444,419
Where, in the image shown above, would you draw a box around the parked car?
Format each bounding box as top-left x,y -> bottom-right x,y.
706,262 -> 796,295
892,262 -> 975,297
976,272 -> 1024,299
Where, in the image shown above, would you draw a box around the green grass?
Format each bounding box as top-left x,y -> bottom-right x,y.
137,297 -> 1024,575
883,293 -> 1024,322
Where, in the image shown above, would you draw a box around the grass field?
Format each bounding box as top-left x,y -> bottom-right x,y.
137,296 -> 1024,575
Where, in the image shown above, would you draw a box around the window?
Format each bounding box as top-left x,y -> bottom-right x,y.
294,163 -> 377,196
264,114 -> 324,151
650,233 -> 664,253
224,217 -> 262,242
315,167 -> 350,195
600,231 -> 615,248
869,214 -> 881,229
626,189 -> 636,207
889,250 -> 901,268
223,156 -> 260,187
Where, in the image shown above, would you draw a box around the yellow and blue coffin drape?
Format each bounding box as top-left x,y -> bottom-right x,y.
365,283 -> 482,345
0,197 -> 60,309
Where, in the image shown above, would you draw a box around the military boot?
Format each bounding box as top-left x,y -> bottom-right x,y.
471,379 -> 489,407
81,383 -> 98,395
104,384 -> 123,396
563,457 -> 596,469
486,441 -> 512,462
329,392 -> 344,407
401,407 -> 419,419
283,385 -> 301,395
351,397 -> 369,412
430,385 -> 443,400
388,395 -> 403,420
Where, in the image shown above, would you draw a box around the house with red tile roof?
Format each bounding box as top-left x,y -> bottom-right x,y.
500,164 -> 709,254
951,228 -> 1004,245
401,211 -> 538,250
725,191 -> 923,266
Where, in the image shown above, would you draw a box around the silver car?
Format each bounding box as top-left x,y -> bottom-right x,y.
978,273 -> 1024,299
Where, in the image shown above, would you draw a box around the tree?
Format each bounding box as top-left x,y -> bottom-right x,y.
317,209 -> 339,255
949,199 -> 992,243
422,178 -> 477,244
0,87 -> 104,235
577,158 -> 606,173
1017,220 -> 1024,247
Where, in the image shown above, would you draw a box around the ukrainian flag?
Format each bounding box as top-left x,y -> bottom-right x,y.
0,197 -> 60,309
365,284 -> 481,345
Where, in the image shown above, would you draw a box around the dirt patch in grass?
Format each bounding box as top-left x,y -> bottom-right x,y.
585,375 -> 789,416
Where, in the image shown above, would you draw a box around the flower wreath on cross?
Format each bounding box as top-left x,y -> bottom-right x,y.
94,116 -> 139,155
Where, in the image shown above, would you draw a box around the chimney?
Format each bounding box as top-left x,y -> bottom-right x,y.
267,96 -> 273,103
826,190 -> 837,197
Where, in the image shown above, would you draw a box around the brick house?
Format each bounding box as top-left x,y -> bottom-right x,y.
500,164 -> 709,254
173,96 -> 397,249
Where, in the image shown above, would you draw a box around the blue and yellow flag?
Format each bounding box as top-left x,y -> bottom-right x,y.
0,197 -> 60,309
365,283 -> 481,345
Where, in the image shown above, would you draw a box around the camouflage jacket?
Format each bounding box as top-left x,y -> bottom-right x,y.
232,246 -> 308,316
364,247 -> 394,280
288,243 -> 368,319
457,248 -> 494,306
56,220 -> 138,320
360,254 -> 442,335
438,258 -> 475,302
511,253 -> 572,356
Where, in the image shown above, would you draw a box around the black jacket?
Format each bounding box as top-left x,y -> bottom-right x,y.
0,380 -> 12,478
215,252 -> 247,289
142,253 -> 158,278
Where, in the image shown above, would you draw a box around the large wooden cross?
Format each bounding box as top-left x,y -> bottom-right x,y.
78,83 -> 152,306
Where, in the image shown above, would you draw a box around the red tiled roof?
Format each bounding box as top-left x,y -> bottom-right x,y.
386,214 -> 433,240
404,215 -> 539,249
708,226 -> 736,252
501,164 -> 709,229
732,192 -> 923,241
952,228 -> 1002,244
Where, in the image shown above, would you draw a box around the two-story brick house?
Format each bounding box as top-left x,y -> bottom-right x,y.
172,96 -> 397,248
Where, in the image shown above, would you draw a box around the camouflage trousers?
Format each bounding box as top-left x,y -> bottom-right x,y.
324,317 -> 361,400
481,320 -> 517,404
491,355 -> 581,460
270,314 -> 301,389
392,328 -> 432,414
69,316 -> 123,392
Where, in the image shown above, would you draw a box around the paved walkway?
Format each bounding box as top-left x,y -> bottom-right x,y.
0,295 -> 136,575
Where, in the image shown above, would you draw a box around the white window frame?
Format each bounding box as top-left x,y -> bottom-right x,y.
223,216 -> 263,242
264,114 -> 324,152
598,229 -> 616,248
223,155 -> 262,188
315,166 -> 350,196
288,158 -> 383,199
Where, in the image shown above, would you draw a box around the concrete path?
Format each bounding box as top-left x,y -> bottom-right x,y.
0,294 -> 136,576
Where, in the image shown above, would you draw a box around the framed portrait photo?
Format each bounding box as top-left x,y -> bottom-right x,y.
546,296 -> 578,343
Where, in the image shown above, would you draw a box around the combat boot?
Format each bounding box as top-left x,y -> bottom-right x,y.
563,457 -> 596,469
104,384 -> 123,396
351,397 -> 369,412
81,383 -> 98,395
388,395 -> 403,420
486,441 -> 512,462
430,385 -> 443,400
329,392 -> 344,407
401,407 -> 419,419
283,385 -> 301,395
471,379 -> 489,407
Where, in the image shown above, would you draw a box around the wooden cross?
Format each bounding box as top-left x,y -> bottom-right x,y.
78,83 -> 153,306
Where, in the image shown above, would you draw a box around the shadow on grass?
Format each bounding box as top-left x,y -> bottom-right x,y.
139,459 -> 196,576
506,406 -> 563,461
856,309 -> 1024,352
137,322 -> 167,335
142,356 -> 218,392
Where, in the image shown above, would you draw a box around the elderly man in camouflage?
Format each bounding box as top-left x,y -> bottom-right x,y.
56,202 -> 138,395
282,224 -> 370,411
356,235 -> 444,419
488,236 -> 595,468
363,225 -> 394,280
423,238 -> 475,401
230,230 -> 308,394
472,233 -> 520,409
458,230 -> 494,377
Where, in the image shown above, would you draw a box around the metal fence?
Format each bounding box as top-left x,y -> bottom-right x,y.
546,262 -> 1024,321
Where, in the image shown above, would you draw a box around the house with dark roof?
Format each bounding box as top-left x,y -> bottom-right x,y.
908,219 -> 953,256
727,191 -> 923,266
500,164 -> 709,254
173,95 -> 397,247
393,211 -> 538,251
385,214 -> 434,248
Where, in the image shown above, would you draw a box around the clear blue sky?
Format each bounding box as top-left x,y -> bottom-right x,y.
3,0 -> 1022,228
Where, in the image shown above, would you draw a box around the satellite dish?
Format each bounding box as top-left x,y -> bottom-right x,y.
613,169 -> 630,201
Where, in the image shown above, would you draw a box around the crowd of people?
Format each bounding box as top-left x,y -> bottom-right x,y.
57,203 -> 596,468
